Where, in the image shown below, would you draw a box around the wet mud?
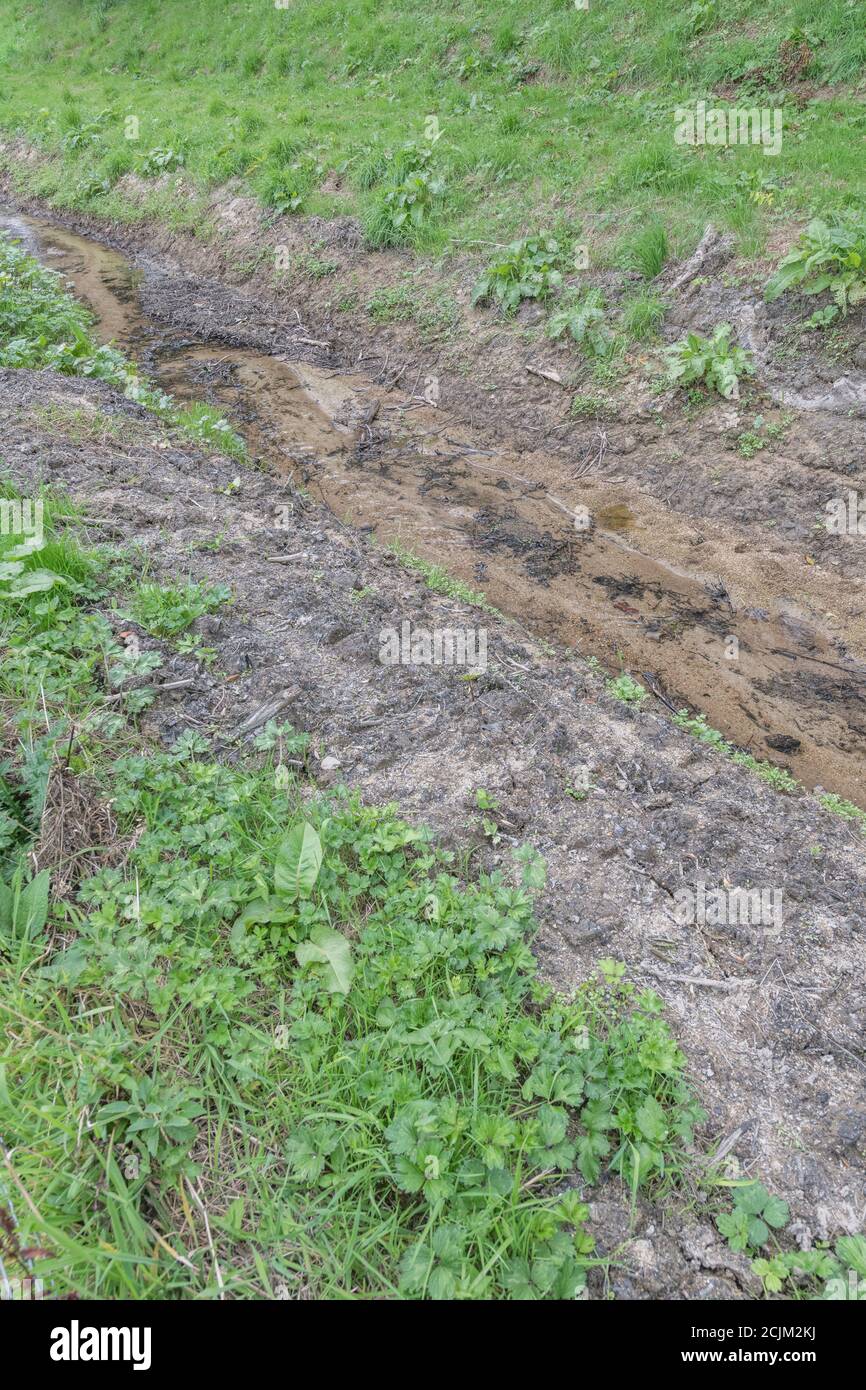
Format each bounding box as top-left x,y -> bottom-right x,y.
4,211 -> 865,806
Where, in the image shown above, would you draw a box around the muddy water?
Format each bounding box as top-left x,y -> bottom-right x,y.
4,212 -> 866,806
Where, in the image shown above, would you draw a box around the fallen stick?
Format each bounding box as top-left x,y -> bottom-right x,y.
644,966 -> 739,991
770,648 -> 866,682
526,364 -> 564,385
103,678 -> 196,703
224,685 -> 301,741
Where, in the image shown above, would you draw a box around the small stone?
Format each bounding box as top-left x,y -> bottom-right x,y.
320,755 -> 341,771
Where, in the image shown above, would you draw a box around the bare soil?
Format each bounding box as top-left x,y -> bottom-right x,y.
2,199 -> 865,808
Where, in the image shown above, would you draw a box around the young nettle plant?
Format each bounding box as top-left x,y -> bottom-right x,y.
472,235 -> 563,315
548,288 -> 615,358
666,323 -> 755,400
765,215 -> 866,323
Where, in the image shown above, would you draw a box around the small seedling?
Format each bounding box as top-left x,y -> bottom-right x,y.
716,1181 -> 790,1253
606,674 -> 648,706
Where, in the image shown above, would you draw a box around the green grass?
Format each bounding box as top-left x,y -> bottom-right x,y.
672,708 -> 851,806
365,278 -> 459,339
387,539 -> 499,612
0,484 -> 706,1299
622,291 -> 667,342
0,232 -> 248,462
618,223 -> 670,280
570,391 -> 613,418
0,1 -> 863,273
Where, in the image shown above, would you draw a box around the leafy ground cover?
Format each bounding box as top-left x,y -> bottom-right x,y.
0,479 -> 711,1298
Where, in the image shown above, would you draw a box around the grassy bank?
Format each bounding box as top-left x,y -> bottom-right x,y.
0,231 -> 247,459
0,1 -> 863,269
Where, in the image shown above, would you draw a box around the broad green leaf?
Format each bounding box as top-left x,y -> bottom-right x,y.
9,569 -> 65,596
399,1240 -> 433,1292
16,869 -> 50,939
501,1257 -> 536,1300
39,943 -> 88,984
230,896 -> 295,947
274,821 -> 322,895
735,1181 -> 770,1216
762,1195 -> 790,1230
4,538 -> 46,559
295,924 -> 354,994
635,1096 -> 667,1143
0,877 -> 12,934
285,1132 -> 327,1182
717,1211 -> 746,1249
537,1104 -> 568,1148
